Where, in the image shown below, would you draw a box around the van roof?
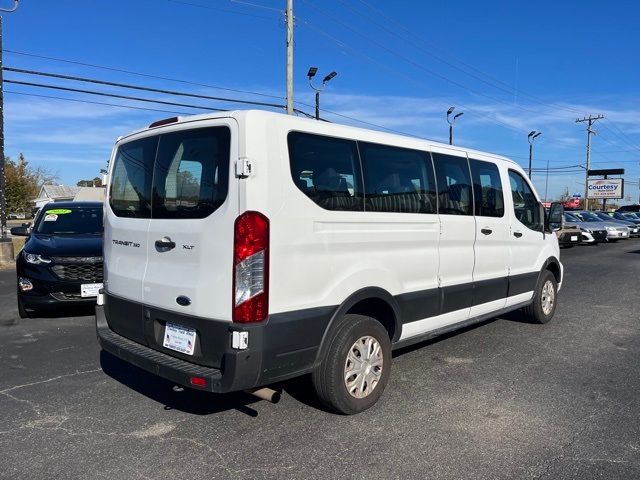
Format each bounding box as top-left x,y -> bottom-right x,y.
119,109 -> 517,166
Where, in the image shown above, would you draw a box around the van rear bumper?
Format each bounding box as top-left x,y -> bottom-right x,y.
96,300 -> 334,393
96,306 -> 227,392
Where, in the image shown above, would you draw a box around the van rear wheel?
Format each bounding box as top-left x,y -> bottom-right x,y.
522,270 -> 557,324
312,314 -> 391,415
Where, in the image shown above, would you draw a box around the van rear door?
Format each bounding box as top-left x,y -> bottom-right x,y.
105,135 -> 157,303
142,120 -> 238,320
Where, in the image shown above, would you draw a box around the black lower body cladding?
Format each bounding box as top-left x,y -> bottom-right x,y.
98,293 -> 334,392
97,268 -> 547,393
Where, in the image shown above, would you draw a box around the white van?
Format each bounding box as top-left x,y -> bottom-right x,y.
97,110 -> 564,414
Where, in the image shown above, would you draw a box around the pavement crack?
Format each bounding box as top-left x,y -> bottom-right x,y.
0,368 -> 102,395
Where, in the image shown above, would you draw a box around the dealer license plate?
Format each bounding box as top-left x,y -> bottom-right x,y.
81,282 -> 103,298
163,323 -> 196,356
570,235 -> 578,241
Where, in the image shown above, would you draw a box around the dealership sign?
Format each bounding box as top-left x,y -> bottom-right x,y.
587,178 -> 624,199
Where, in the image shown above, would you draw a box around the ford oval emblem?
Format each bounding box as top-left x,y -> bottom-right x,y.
176,296 -> 191,307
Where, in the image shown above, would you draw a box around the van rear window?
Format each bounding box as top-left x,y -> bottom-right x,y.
109,126 -> 230,219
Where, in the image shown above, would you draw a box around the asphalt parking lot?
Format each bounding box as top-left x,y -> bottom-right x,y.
1,241 -> 639,480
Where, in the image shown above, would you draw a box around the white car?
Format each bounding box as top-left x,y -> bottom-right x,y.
97,110 -> 564,414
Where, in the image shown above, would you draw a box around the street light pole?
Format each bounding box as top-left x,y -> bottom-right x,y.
0,1 -> 19,243
307,67 -> 336,120
527,130 -> 541,178
446,107 -> 463,145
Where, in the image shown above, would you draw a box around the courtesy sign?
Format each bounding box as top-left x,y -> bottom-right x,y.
587,179 -> 623,199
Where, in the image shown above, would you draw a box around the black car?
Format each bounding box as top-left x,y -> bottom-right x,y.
617,204 -> 640,213
11,201 -> 103,318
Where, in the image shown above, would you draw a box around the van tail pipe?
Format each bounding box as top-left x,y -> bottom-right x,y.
245,387 -> 281,404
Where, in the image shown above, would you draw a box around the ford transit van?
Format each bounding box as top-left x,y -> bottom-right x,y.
97,110 -> 564,414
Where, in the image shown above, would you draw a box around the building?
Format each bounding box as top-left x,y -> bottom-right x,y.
33,185 -> 105,209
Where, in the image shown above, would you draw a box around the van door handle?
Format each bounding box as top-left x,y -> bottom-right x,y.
155,237 -> 176,250
513,231 -> 523,238
481,228 -> 493,235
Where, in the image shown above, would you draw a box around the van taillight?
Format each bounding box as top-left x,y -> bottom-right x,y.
233,211 -> 269,323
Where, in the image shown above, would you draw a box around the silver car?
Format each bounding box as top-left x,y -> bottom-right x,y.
593,211 -> 640,237
563,213 -> 606,244
566,211 -> 629,241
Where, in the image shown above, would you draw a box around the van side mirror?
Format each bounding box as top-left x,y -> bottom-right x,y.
546,202 -> 564,231
10,226 -> 29,236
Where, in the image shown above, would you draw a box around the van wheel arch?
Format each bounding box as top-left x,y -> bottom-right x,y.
539,256 -> 561,284
314,288 -> 401,367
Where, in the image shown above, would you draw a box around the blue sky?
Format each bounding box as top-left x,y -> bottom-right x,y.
3,0 -> 640,202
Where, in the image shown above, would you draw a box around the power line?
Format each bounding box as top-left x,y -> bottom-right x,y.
600,123 -> 640,152
5,49 -> 285,100
350,0 -> 593,118
167,0 -> 277,21
229,0 -> 283,13
4,79 -> 228,112
4,90 -> 189,115
301,0 -> 572,120
297,18 -> 537,138
335,0 -> 526,98
3,66 -> 286,109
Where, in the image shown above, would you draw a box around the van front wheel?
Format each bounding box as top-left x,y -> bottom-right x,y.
312,314 -> 391,415
522,270 -> 557,324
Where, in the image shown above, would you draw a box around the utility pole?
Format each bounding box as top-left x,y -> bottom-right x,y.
0,1 -> 19,252
285,0 -> 294,115
576,114 -> 605,210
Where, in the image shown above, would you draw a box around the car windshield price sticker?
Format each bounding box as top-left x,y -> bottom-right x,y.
163,323 -> 196,356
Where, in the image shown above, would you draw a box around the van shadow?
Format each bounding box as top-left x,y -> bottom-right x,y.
627,249 -> 640,254
392,310 -> 536,358
99,351 -> 264,417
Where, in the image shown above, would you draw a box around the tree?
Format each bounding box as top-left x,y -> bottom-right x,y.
77,177 -> 103,187
5,154 -> 57,213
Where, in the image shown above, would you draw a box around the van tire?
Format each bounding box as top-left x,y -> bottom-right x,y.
312,314 -> 391,415
522,270 -> 557,324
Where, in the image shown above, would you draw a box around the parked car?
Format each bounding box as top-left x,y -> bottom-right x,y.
566,211 -> 629,241
617,204 -> 640,213
605,211 -> 640,226
555,221 -> 582,247
592,211 -> 640,237
563,212 -> 606,244
11,201 -> 104,318
96,110 -> 565,414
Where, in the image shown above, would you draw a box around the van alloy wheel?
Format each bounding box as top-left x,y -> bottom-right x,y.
541,280 -> 555,316
344,336 -> 384,399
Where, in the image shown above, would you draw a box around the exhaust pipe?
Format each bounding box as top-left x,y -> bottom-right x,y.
245,387 -> 281,404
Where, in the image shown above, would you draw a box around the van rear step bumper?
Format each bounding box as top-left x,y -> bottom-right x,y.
96,306 -> 224,392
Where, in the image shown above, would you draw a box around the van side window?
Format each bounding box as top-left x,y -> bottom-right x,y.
470,159 -> 504,217
152,127 -> 231,219
508,170 -> 541,231
432,153 -> 473,216
288,132 -> 364,211
110,136 -> 158,218
359,142 -> 436,214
